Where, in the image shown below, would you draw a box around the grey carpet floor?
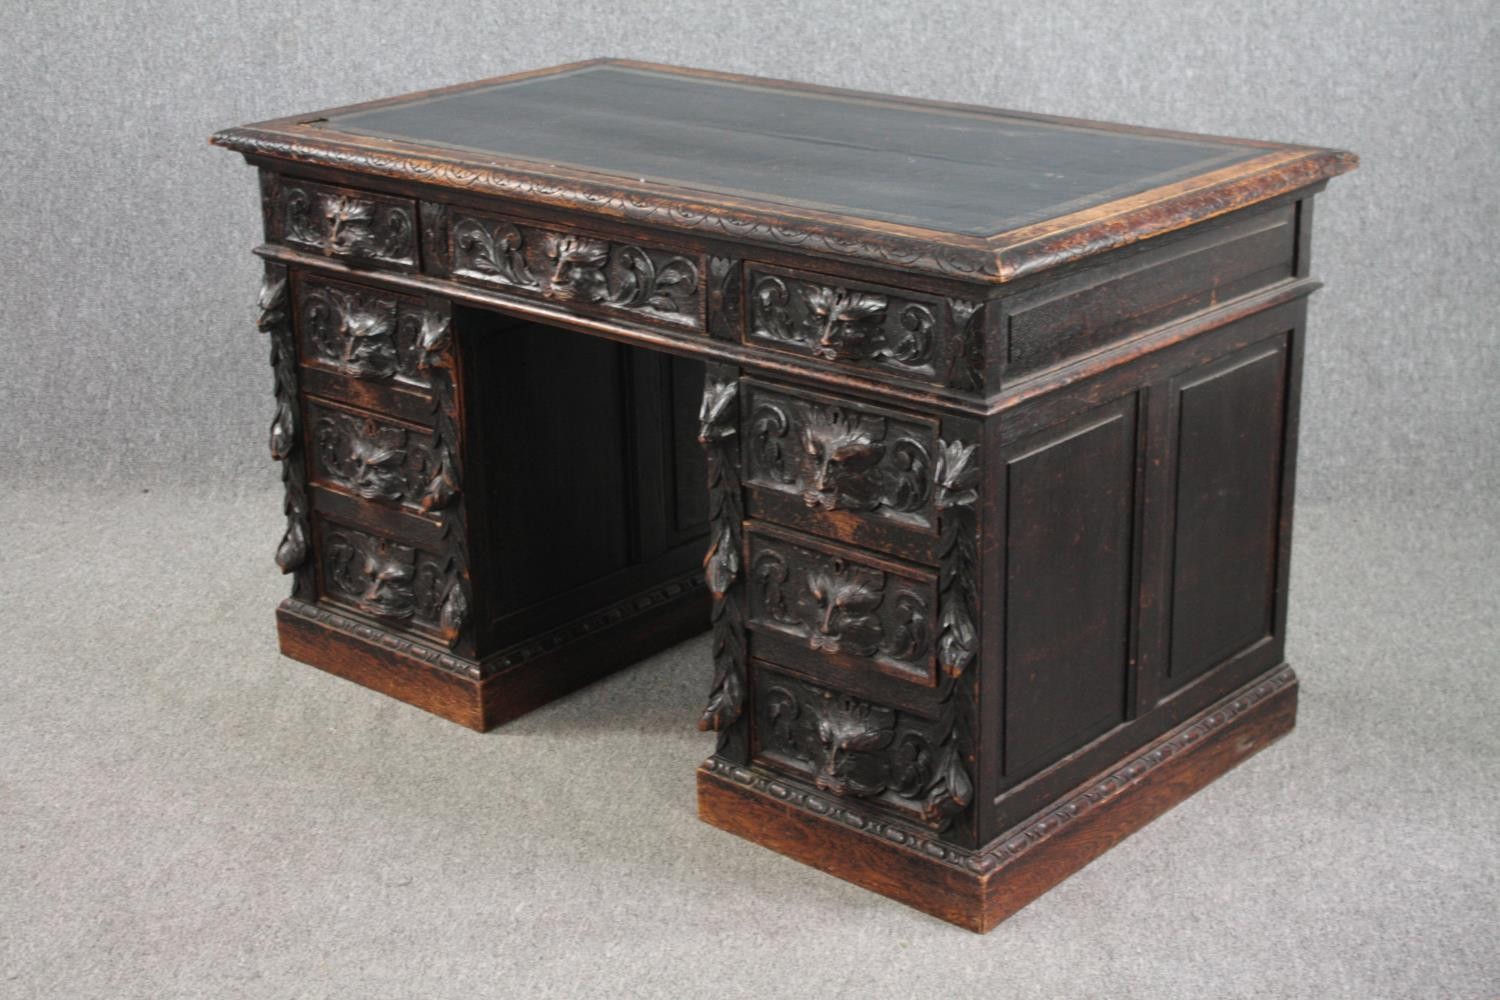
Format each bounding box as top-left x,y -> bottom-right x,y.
1,486 -> 1495,1000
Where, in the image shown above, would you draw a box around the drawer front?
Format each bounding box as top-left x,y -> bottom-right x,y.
273,177 -> 419,271
746,265 -> 981,388
741,379 -> 940,559
314,517 -> 461,644
294,273 -> 436,419
423,206 -> 704,330
749,662 -> 965,829
305,398 -> 449,514
744,523 -> 938,699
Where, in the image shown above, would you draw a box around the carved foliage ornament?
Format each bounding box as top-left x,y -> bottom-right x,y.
697,372 -> 747,746
934,438 -> 981,678
312,411 -> 455,512
750,274 -> 937,372
323,527 -> 456,628
258,265 -> 311,594
449,215 -> 700,323
761,677 -> 972,830
415,298 -> 469,646
750,543 -> 931,674
746,388 -> 933,523
283,184 -> 416,267
300,281 -> 427,384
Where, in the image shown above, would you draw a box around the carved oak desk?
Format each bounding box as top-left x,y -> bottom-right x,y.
213,60 -> 1355,932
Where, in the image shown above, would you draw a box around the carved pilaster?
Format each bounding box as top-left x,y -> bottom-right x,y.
927,434 -> 982,831
707,256 -> 743,341
258,262 -> 313,600
697,366 -> 748,761
946,298 -> 986,393
417,297 -> 471,650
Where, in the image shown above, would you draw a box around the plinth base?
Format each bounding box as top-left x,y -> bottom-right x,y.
275,584 -> 709,731
698,665 -> 1297,932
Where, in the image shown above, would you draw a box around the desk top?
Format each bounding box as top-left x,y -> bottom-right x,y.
213,60 -> 1355,283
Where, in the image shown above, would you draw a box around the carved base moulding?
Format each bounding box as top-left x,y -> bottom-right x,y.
699,665 -> 1298,933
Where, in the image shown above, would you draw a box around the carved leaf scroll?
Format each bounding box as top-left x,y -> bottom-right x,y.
447,212 -> 701,325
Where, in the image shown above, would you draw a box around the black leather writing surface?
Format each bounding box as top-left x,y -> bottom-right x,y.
327,66 -> 1260,237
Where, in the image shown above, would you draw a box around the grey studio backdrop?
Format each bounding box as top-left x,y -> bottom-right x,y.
1,3 -> 1495,999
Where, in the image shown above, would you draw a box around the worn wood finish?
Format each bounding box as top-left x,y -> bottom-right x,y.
216,61 -> 1354,930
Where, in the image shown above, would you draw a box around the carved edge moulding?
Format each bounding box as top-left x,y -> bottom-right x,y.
213,59 -> 1357,285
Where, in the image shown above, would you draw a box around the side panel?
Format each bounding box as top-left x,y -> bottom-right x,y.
1166,340 -> 1289,690
1000,396 -> 1138,785
985,300 -> 1305,835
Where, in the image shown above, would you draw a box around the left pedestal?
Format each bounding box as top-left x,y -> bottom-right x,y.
256,260 -> 710,730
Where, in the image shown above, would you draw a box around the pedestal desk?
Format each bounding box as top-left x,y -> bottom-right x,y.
213,60 -> 1356,932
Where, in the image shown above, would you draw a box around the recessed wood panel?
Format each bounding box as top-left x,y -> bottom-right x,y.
1003,396 -> 1138,783
466,316 -> 634,636
1167,340 -> 1289,687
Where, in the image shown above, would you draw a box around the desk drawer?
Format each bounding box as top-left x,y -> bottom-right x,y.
305,398 -> 451,514
270,177 -> 419,271
745,265 -> 982,389
748,662 -> 964,829
744,523 -> 940,712
740,379 -> 941,562
422,205 -> 704,331
293,273 -> 437,422
312,516 -> 463,646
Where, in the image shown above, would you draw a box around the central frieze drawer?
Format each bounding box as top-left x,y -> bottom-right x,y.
744,522 -> 939,703
421,205 -> 704,330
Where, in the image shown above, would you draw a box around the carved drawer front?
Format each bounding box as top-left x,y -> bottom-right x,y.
314,518 -> 463,645
750,664 -> 971,832
293,273 -> 437,422
305,398 -> 455,515
745,523 -> 939,698
746,265 -> 984,389
741,379 -> 941,559
424,205 -> 704,330
272,177 -> 419,271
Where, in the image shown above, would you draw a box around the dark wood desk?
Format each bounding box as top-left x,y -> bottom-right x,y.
213,60 -> 1355,931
